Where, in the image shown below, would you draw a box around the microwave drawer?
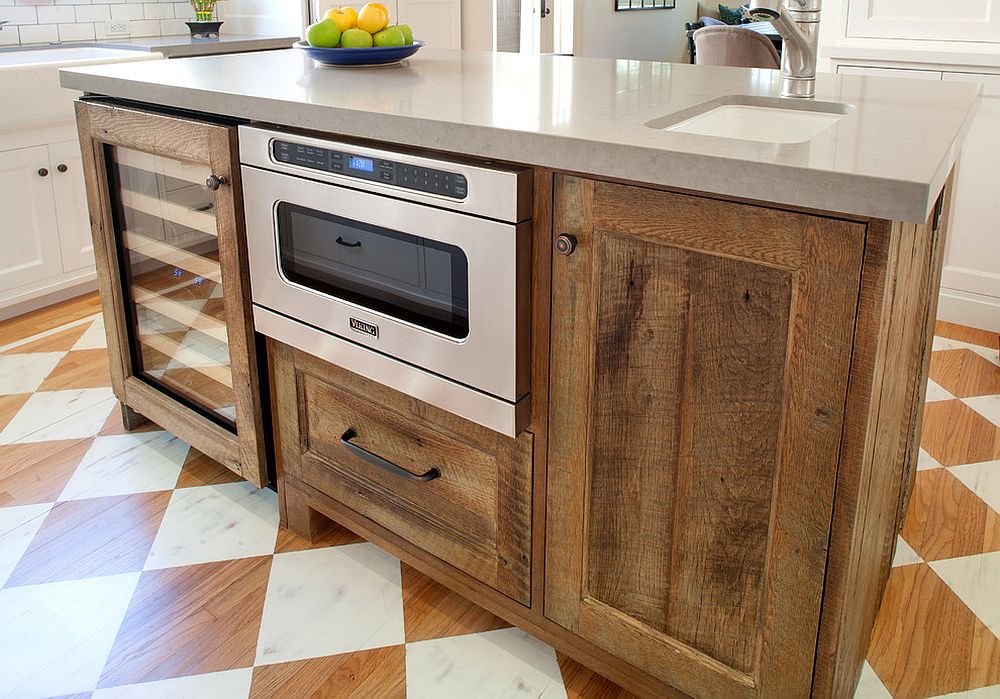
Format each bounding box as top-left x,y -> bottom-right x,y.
272,342 -> 533,605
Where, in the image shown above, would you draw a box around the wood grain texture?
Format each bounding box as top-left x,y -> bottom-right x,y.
272,344 -> 533,605
37,349 -> 111,391
935,319 -> 1000,349
901,468 -> 1000,561
546,175 -> 865,698
920,399 -> 1000,467
0,293 -> 98,348
929,349 -> 1000,398
74,100 -> 267,486
401,562 -> 511,642
813,182 -> 950,699
249,646 -> 406,699
98,556 -> 272,688
0,439 -> 93,507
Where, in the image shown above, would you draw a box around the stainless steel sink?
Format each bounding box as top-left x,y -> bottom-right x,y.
648,96 -> 854,144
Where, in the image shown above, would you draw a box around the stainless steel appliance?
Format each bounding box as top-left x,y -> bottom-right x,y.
240,125 -> 533,436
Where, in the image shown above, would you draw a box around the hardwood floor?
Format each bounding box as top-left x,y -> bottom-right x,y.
0,294 -> 997,698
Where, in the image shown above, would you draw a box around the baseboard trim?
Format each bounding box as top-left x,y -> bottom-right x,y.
937,287 -> 1000,333
0,276 -> 98,322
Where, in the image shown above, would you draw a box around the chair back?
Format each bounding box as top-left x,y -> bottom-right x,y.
693,25 -> 780,69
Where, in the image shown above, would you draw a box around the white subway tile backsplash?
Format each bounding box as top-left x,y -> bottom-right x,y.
57,20 -> 94,39
55,0 -> 92,6
158,16 -> 184,33
18,22 -> 59,43
109,2 -> 140,19
36,4 -> 75,22
142,2 -> 171,18
0,28 -> 21,46
127,17 -> 158,35
73,3 -> 109,20
4,6 -> 38,24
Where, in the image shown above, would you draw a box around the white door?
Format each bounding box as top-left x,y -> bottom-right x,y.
0,145 -> 63,293
846,0 -> 1000,43
396,0 -> 461,49
49,139 -> 94,274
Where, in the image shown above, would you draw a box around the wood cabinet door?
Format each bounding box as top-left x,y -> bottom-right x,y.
75,100 -> 268,487
545,176 -> 867,698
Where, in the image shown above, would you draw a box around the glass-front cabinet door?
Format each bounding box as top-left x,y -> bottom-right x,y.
75,101 -> 267,487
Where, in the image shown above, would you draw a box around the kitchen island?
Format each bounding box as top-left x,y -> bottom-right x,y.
61,49 -> 979,699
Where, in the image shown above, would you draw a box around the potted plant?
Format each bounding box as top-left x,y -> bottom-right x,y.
187,0 -> 225,38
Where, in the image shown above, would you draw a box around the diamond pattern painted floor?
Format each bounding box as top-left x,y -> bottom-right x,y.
0,295 -> 997,699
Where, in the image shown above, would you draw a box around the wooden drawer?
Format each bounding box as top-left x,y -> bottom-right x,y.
271,341 -> 533,605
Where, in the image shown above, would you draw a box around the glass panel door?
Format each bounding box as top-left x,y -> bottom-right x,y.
106,145 -> 236,427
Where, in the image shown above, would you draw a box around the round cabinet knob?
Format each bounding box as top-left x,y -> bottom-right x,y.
555,234 -> 577,256
37,168 -> 49,178
57,164 -> 68,173
203,174 -> 226,191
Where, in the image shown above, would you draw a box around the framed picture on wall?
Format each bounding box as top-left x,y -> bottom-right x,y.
614,0 -> 677,9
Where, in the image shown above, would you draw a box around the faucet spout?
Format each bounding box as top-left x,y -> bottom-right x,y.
748,0 -> 821,98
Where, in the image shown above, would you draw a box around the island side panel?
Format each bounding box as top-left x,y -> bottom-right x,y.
813,179 -> 951,699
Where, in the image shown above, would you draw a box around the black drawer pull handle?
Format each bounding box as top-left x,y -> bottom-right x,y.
336,237 -> 362,248
340,428 -> 440,483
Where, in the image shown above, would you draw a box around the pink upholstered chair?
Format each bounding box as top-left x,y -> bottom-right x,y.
693,25 -> 780,69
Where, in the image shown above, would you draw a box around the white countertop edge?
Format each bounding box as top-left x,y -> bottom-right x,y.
63,68 -> 954,224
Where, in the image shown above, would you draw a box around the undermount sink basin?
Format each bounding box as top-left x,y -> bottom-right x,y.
648,96 -> 854,144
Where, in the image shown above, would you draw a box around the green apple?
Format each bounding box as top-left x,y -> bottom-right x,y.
395,23 -> 414,45
373,26 -> 406,47
306,18 -> 341,48
341,27 -> 374,48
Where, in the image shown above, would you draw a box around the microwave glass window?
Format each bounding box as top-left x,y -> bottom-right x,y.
276,203 -> 470,339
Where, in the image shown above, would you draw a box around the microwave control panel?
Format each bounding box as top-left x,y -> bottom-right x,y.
272,140 -> 468,200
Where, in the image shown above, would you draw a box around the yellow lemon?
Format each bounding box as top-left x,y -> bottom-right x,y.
324,6 -> 357,32
357,3 -> 389,34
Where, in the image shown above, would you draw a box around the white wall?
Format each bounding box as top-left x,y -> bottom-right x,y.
574,0 -> 697,62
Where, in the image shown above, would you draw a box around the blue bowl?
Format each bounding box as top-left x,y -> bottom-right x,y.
294,39 -> 424,67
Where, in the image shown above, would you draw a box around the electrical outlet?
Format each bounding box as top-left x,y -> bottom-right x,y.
104,21 -> 131,36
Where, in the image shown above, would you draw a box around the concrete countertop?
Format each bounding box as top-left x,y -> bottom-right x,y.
60,48 -> 981,222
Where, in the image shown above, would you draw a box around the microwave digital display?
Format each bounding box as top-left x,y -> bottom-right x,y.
348,155 -> 374,173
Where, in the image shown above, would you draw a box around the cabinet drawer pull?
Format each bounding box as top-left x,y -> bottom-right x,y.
335,236 -> 362,248
340,427 -> 441,483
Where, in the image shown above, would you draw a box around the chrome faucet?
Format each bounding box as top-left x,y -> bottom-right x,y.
748,0 -> 820,98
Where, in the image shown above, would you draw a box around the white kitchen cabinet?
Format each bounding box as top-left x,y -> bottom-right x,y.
845,0 -> 1000,43
49,139 -> 93,274
0,145 -> 64,294
397,0 -> 462,49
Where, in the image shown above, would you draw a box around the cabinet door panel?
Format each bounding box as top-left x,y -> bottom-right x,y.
50,139 -> 94,274
846,0 -> 1000,42
0,145 -> 62,293
545,176 -> 866,698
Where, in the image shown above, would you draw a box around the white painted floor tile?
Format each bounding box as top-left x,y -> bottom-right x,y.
951,460 -> 1000,516
57,431 -> 189,501
144,482 -> 279,570
918,448 -> 944,471
964,395 -> 1000,430
853,661 -> 892,698
0,503 -> 54,587
926,378 -> 956,403
892,536 -> 923,567
92,668 -> 253,699
0,353 -> 67,395
930,552 -> 1000,637
0,388 -> 116,445
72,316 -> 107,351
255,543 -> 405,665
0,572 -> 140,698
932,686 -> 1000,697
406,627 -> 567,699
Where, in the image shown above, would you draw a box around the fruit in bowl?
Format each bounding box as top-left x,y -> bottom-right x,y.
305,17 -> 341,48
303,4 -> 416,49
324,6 -> 357,32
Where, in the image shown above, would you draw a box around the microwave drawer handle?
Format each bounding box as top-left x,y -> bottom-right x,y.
340,428 -> 441,483
335,236 -> 362,248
